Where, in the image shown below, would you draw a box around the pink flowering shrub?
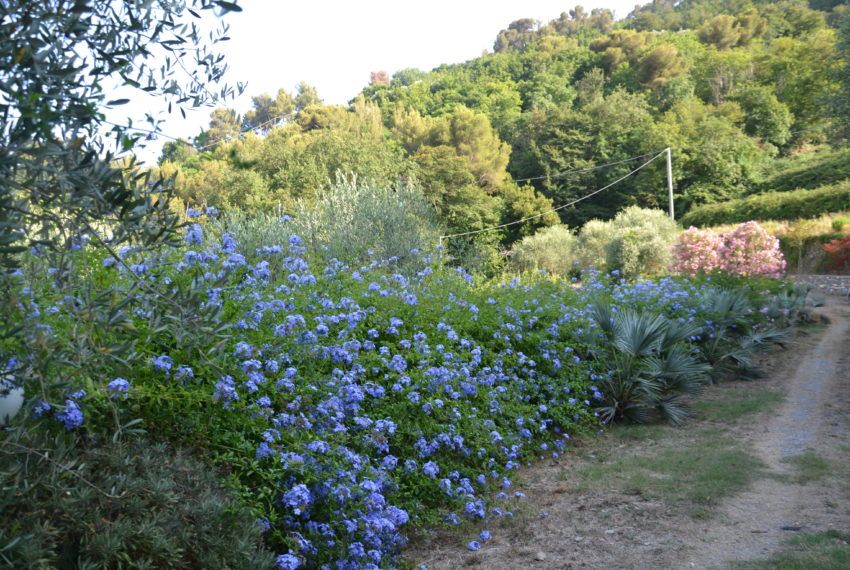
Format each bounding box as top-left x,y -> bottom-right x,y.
671,221 -> 786,278
670,227 -> 723,278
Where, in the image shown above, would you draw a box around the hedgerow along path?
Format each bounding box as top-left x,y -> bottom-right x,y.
406,292 -> 850,569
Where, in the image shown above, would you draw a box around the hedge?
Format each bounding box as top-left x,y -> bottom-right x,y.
681,180 -> 850,227
752,148 -> 850,194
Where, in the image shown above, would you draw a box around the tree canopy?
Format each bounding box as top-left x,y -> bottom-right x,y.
160,0 -> 846,248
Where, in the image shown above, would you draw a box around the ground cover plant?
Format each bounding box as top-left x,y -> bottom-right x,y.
0,211 -> 803,568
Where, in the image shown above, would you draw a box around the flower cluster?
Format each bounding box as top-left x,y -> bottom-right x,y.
671,222 -> 786,278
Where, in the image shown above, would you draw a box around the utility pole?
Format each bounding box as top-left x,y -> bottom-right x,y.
666,147 -> 674,220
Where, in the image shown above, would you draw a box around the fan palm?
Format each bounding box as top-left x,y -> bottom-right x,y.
588,301 -> 709,425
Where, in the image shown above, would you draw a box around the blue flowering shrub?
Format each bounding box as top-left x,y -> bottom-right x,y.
1,212 -> 794,568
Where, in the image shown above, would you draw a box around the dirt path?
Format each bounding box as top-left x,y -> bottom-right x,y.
681,296 -> 850,568
406,296 -> 850,569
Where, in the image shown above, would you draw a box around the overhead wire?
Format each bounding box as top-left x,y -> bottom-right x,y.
513,149 -> 666,183
439,149 -> 668,243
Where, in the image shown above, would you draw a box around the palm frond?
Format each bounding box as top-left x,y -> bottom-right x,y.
656,395 -> 691,426
613,311 -> 667,357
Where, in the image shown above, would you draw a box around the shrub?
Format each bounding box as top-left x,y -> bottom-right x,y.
672,221 -> 786,278
823,236 -> 850,272
576,207 -> 680,278
510,225 -> 577,275
670,227 -> 724,277
606,207 -> 680,278
721,222 -> 786,277
574,218 -> 611,271
4,216 -> 798,567
681,180 -> 850,227
584,301 -> 709,425
213,176 -> 439,270
0,430 -> 276,569
832,216 -> 849,232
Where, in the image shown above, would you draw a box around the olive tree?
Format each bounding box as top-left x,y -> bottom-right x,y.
0,0 -> 243,272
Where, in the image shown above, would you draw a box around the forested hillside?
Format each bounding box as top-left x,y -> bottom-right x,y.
159,0 -> 848,245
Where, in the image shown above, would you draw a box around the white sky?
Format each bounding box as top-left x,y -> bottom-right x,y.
122,0 -> 639,163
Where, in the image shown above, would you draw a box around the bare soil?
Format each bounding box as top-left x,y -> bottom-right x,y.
405,295 -> 850,570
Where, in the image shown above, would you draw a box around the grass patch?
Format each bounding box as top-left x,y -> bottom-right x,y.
782,452 -> 833,484
732,530 -> 850,569
608,423 -> 675,443
786,452 -> 833,482
693,387 -> 784,424
572,436 -> 765,508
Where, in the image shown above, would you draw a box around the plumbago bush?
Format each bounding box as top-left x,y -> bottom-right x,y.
672,221 -> 786,278
2,212 -> 797,568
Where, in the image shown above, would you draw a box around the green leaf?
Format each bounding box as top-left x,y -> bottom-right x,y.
214,1 -> 242,13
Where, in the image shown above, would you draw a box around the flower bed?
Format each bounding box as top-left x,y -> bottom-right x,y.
4,214 -> 792,568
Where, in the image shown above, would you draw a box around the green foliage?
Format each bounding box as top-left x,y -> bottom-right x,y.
828,11 -> 850,140
509,225 -> 577,275
201,107 -> 243,147
244,89 -> 296,132
730,85 -> 794,147
638,44 -> 688,89
694,288 -> 790,383
213,176 -> 438,266
753,147 -> 850,193
584,301 -> 709,425
0,0 -> 241,273
681,180 -> 850,226
575,207 -> 679,278
0,429 -> 276,569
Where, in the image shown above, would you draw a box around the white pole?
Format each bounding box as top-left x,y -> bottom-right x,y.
666,147 -> 674,220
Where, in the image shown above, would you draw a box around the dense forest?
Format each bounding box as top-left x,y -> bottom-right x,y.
158,0 -> 849,247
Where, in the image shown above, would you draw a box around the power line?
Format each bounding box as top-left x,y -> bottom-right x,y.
513,149 -> 666,183
440,149 -> 667,243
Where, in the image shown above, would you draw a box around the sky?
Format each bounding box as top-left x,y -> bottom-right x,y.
121,0 -> 639,163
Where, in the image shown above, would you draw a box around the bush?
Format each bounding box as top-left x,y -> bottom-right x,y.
823,236 -> 850,272
510,225 -> 577,275
0,430 -> 276,569
576,207 -> 680,278
574,218 -> 611,271
213,176 -> 439,270
672,221 -> 786,278
681,180 -> 850,227
670,227 -> 724,277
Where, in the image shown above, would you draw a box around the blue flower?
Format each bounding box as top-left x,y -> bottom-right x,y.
56,400 -> 83,429
467,540 -> 481,551
107,378 -> 130,399
276,553 -> 301,569
423,461 -> 439,478
480,530 -> 491,541
152,355 -> 173,374
185,223 -> 203,244
32,399 -> 51,418
283,484 -> 313,515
